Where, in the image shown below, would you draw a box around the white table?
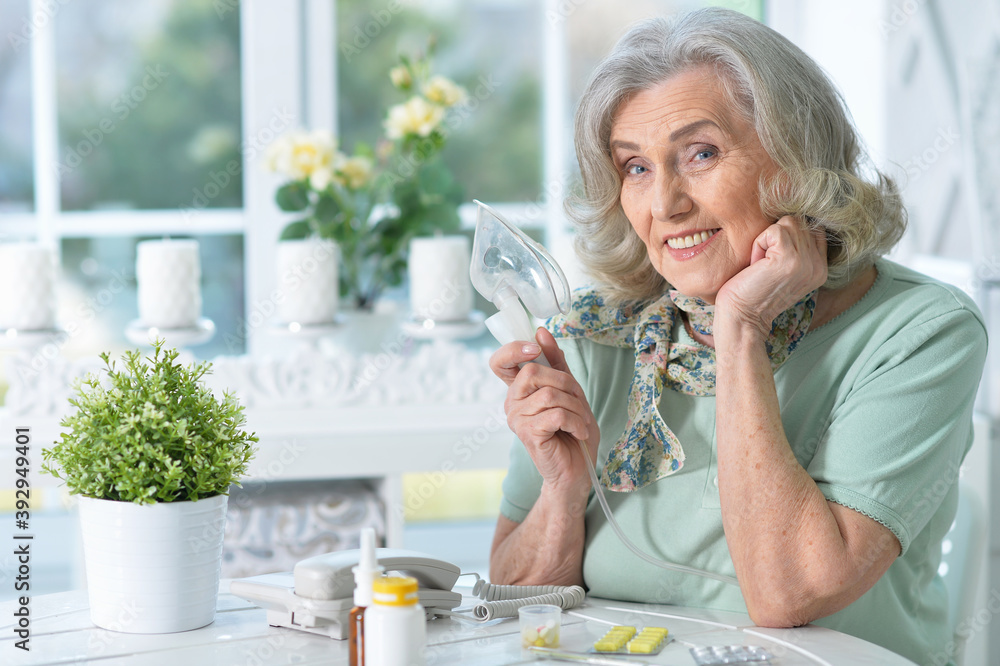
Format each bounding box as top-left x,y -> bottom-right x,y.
1,582 -> 916,665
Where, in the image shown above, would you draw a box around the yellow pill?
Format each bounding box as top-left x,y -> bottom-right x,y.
627,641 -> 657,654
594,640 -> 619,652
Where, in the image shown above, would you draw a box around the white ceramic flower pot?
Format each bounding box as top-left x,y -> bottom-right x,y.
77,494 -> 228,634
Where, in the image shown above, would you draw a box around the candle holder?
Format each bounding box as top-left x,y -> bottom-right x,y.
269,316 -> 345,350
0,327 -> 67,353
400,310 -> 486,341
125,317 -> 216,349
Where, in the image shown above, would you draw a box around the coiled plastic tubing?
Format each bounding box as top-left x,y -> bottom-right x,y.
470,580 -> 586,620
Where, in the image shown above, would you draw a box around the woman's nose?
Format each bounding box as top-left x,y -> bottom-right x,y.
651,171 -> 692,221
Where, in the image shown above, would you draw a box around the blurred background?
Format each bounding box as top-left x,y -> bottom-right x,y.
1,0 -> 997,663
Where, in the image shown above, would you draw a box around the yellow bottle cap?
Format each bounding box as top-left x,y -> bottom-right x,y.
371,576 -> 420,606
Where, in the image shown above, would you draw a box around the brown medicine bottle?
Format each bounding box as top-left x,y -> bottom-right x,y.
349,604 -> 365,666
349,528 -> 381,666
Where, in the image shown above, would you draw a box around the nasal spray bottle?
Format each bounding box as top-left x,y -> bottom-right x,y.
349,528 -> 382,666
469,200 -> 738,587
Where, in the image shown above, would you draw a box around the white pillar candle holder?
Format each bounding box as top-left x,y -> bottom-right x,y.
128,239 -> 214,348
0,242 -> 57,332
274,238 -> 340,327
136,239 -> 203,329
403,235 -> 484,341
408,235 -> 475,322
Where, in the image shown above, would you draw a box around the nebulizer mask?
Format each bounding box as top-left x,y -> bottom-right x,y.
470,200 -> 738,588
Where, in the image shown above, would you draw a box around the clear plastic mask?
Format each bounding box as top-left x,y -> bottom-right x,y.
469,200 -> 570,319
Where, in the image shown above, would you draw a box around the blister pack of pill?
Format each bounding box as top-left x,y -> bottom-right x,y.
689,645 -> 774,664
590,625 -> 670,655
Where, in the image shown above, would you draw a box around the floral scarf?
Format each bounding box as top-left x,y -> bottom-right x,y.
546,288 -> 816,491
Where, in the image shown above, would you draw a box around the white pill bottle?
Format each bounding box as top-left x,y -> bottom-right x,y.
364,576 -> 426,666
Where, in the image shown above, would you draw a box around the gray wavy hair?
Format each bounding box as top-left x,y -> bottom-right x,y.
569,8 -> 906,304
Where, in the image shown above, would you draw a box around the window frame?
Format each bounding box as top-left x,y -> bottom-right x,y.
7,0 -> 614,357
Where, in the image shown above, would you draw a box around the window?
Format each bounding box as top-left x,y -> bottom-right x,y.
0,0 -> 34,212
1,0 -> 246,370
337,0 -> 543,203
0,0 -> 766,595
56,1 -> 242,212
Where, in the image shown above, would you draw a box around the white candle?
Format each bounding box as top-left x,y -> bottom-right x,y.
0,243 -> 56,330
408,236 -> 473,322
276,238 -> 339,325
136,239 -> 202,329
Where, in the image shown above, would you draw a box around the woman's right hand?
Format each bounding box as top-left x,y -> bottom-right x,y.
489,327 -> 600,501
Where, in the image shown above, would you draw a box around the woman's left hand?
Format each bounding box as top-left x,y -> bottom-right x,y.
715,215 -> 827,338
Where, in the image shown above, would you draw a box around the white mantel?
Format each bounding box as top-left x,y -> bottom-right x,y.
0,337 -> 512,547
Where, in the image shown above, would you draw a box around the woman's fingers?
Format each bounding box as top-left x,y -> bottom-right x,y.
718,216 -> 830,332
489,339 -> 543,385
509,402 -> 593,447
506,360 -> 586,401
535,327 -> 570,373
488,326 -> 600,484
509,381 -> 590,429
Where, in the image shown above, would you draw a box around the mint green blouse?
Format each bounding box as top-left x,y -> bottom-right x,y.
499,259 -> 987,665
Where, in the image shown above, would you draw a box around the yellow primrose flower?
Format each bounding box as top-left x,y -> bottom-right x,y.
340,155 -> 374,189
264,134 -> 294,173
423,75 -> 466,107
309,166 -> 335,192
390,65 -> 413,89
384,96 -> 446,139
269,129 -> 336,181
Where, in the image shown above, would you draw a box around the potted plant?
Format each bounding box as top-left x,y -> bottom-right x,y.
266,46 -> 466,313
41,340 -> 258,634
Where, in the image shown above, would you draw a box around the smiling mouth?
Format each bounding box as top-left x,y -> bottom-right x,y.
665,229 -> 720,250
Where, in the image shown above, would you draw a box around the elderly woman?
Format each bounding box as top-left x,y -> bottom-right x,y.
488,8 -> 986,664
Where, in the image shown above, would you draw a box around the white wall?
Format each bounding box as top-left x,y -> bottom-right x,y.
768,0 -> 888,168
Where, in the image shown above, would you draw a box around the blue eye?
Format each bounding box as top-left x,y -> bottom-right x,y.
625,164 -> 647,175
694,149 -> 715,161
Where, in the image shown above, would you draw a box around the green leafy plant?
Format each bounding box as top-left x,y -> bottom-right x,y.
42,340 -> 258,504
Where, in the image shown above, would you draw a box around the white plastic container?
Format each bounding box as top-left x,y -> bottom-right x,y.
364,576 -> 426,666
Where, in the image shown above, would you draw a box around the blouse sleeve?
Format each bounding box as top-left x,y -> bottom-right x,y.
807,306 -> 987,555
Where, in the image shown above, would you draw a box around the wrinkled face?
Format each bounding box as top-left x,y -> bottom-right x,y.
610,66 -> 778,303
